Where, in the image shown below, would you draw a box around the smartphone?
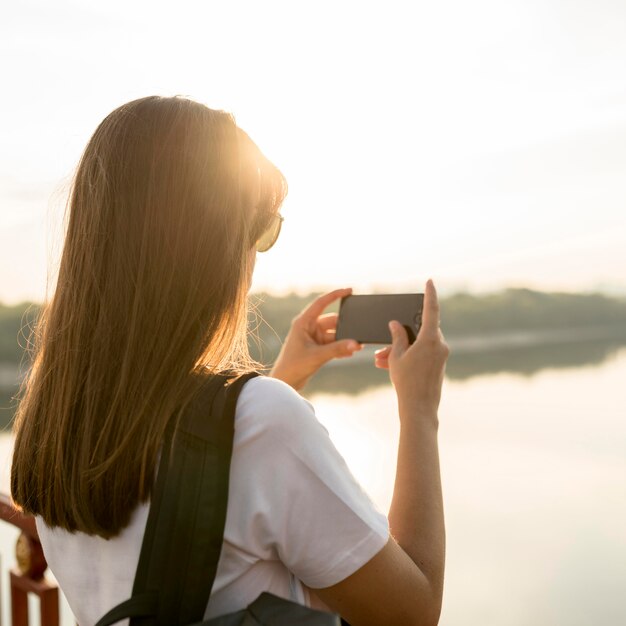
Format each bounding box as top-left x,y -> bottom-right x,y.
335,293 -> 424,345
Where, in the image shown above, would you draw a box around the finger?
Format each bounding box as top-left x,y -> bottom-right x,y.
374,358 -> 390,370
419,278 -> 440,338
389,320 -> 409,358
319,328 -> 336,344
319,338 -> 362,361
317,312 -> 339,332
375,346 -> 392,358
314,315 -> 339,345
374,351 -> 390,369
299,288 -> 352,323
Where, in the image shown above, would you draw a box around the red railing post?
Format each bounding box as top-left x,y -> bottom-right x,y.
1,492 -> 61,626
9,576 -> 28,626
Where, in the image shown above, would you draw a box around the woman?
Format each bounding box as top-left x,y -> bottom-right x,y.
11,95 -> 449,625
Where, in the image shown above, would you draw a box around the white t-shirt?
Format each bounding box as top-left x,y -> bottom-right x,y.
36,375 -> 389,625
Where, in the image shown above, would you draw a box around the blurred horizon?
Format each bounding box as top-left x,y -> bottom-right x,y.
1,282 -> 626,310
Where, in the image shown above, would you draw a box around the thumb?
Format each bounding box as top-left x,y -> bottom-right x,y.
389,320 -> 409,358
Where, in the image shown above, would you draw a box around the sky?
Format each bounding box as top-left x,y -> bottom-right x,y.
1,0 -> 626,305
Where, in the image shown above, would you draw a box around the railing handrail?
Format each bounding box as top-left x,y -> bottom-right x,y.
0,491 -> 38,537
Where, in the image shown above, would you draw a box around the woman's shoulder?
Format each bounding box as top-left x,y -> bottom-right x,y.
237,373 -> 314,410
233,374 -> 325,443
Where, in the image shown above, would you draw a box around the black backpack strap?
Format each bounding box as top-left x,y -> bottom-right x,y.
96,370 -> 259,626
174,371 -> 260,623
95,593 -> 159,626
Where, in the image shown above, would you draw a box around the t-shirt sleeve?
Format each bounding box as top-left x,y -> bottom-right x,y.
233,375 -> 390,589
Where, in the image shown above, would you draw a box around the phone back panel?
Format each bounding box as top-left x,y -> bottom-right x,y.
335,293 -> 424,344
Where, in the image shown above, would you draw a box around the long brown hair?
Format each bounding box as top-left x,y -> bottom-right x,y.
11,95 -> 287,538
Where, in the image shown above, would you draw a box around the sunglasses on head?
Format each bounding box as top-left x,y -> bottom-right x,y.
255,213 -> 284,253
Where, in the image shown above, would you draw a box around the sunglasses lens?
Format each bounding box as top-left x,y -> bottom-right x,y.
256,215 -> 282,252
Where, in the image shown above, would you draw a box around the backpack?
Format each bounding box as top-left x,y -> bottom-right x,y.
95,371 -> 342,626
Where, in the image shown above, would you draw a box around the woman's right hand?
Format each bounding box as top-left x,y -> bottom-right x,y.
375,279 -> 450,418
311,279 -> 449,625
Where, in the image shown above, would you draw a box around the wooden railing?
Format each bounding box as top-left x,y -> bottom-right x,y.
0,492 -> 60,626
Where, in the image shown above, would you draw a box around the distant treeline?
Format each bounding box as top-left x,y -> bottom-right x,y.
0,302 -> 40,365
1,289 -> 626,366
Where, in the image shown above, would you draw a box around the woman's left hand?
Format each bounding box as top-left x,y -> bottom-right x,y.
269,288 -> 363,391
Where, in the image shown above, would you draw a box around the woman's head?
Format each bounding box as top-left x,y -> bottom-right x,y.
11,95 -> 287,537
68,95 -> 285,359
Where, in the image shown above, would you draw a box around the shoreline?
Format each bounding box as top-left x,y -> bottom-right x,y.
323,324 -> 626,366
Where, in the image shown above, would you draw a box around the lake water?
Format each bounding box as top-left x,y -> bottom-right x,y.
1,344 -> 625,625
